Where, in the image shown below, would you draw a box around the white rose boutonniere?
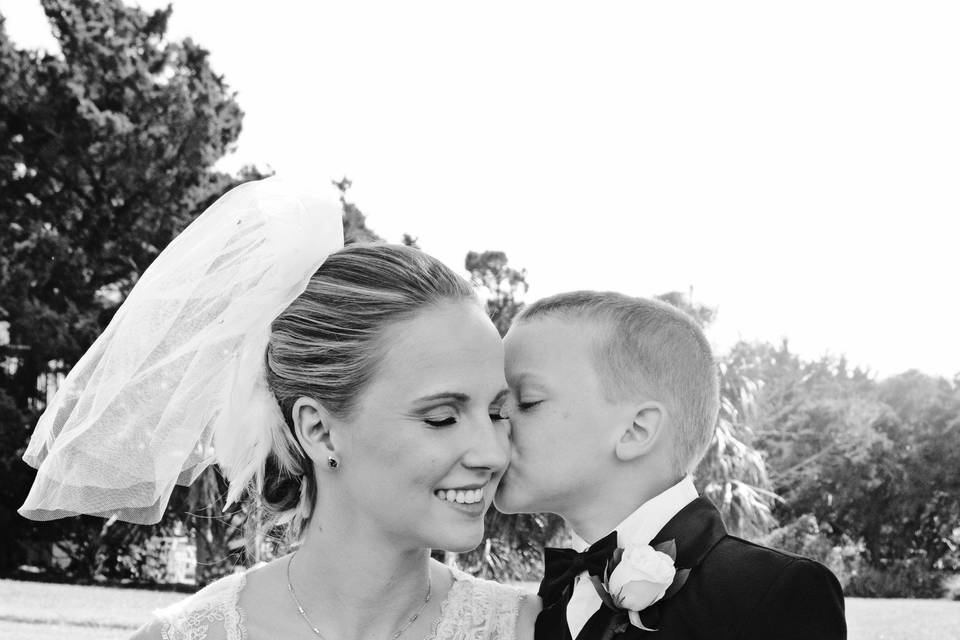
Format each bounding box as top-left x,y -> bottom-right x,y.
591,539 -> 691,634
608,543 -> 676,612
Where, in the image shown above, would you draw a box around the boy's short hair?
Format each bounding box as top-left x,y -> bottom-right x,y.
515,291 -> 720,474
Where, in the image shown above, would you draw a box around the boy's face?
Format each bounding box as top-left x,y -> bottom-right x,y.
495,316 -> 634,516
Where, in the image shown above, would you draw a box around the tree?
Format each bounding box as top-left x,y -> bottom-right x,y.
729,341 -> 960,595
0,0 -> 254,576
465,250 -> 529,336
333,176 -> 383,244
655,293 -> 778,538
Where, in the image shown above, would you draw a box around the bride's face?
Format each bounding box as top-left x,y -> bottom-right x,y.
328,300 -> 510,552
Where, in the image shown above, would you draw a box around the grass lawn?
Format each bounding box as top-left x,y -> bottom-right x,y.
1,578 -> 958,639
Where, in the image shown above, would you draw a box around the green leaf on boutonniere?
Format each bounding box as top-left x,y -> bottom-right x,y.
605,547 -> 624,584
589,574 -> 620,611
663,567 -> 691,600
654,538 -> 678,562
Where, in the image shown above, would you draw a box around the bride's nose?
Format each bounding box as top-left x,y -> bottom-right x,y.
461,415 -> 510,473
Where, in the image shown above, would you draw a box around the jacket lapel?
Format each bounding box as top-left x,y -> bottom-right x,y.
535,580 -> 574,640
575,603 -> 618,640
652,496 -> 727,569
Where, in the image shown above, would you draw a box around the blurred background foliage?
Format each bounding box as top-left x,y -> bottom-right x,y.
1,0 -> 958,598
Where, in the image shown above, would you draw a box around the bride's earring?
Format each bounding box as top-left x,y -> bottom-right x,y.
327,456 -> 339,469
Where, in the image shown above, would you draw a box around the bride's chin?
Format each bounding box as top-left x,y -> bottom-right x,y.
430,523 -> 486,554
441,536 -> 485,555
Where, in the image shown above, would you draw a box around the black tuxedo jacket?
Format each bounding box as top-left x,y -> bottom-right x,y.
535,497 -> 846,640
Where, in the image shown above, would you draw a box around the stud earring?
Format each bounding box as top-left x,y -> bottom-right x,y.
327,457 -> 339,469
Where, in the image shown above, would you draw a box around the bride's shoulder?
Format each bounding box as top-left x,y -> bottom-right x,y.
130,572 -> 248,640
442,567 -> 540,640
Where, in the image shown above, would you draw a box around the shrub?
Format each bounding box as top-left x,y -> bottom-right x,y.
943,573 -> 960,601
845,557 -> 946,598
760,514 -> 865,589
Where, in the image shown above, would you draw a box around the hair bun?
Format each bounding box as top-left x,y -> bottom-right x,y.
261,453 -> 305,515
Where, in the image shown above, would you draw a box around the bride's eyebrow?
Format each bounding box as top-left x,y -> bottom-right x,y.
413,389 -> 510,406
413,392 -> 470,405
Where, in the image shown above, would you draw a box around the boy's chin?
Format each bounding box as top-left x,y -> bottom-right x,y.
493,482 -> 542,515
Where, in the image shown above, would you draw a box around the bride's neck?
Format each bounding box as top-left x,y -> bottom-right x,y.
288,519 -> 435,637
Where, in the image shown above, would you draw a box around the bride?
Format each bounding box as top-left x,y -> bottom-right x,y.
18,178 -> 539,639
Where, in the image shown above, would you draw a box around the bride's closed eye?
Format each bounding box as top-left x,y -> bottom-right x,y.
424,414 -> 458,427
420,405 -> 459,427
422,406 -> 508,427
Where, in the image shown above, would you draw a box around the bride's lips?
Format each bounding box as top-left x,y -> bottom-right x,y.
434,483 -> 488,517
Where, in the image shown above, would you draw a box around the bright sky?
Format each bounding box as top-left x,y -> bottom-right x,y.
3,1 -> 958,379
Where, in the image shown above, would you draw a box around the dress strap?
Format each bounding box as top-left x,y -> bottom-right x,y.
155,572 -> 248,640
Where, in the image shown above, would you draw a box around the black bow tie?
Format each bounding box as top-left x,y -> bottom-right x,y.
538,530 -> 618,605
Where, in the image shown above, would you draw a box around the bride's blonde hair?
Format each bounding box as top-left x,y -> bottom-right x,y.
255,243 -> 476,542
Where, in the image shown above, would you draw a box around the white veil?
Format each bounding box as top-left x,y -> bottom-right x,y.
19,177 -> 344,524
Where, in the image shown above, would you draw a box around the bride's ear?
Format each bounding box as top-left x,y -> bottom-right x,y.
292,397 -> 337,465
614,401 -> 666,462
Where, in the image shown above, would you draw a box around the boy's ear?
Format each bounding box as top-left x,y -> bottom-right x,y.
614,401 -> 666,462
292,397 -> 337,463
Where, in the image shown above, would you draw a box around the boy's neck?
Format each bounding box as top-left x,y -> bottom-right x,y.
564,472 -> 687,545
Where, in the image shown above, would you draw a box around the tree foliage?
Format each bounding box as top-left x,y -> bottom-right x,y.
731,340 -> 960,595
333,176 -> 383,244
465,250 -> 529,336
0,0 -> 257,576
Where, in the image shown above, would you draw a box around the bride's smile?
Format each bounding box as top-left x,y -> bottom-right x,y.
434,484 -> 489,517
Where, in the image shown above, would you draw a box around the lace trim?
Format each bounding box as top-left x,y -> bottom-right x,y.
427,569 -> 525,640
156,566 -> 522,640
157,572 -> 247,640
425,576 -> 466,640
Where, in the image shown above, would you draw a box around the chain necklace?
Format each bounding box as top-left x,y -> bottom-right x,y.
286,552 -> 433,640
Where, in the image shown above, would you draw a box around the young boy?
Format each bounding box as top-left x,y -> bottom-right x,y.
495,291 -> 846,640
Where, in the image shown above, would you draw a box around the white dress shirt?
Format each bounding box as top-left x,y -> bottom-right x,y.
566,476 -> 698,639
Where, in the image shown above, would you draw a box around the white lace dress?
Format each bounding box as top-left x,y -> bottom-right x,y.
136,567 -> 528,640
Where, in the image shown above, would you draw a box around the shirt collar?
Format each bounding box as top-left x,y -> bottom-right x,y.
571,476 -> 698,551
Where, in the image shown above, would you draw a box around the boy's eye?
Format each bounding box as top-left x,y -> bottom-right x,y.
424,416 -> 457,427
518,400 -> 543,411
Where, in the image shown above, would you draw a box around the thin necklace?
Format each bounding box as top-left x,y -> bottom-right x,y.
286,552 -> 433,640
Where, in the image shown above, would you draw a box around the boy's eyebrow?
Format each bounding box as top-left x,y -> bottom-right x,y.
506,372 -> 545,386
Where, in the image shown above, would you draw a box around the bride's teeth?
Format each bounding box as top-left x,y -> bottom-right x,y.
435,488 -> 483,504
